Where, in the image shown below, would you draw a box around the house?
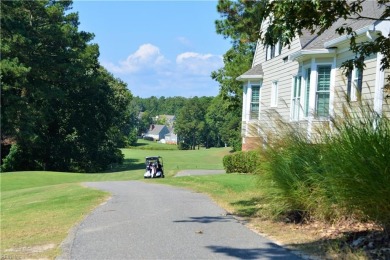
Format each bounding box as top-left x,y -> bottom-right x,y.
144,124 -> 170,141
238,2 -> 390,151
164,128 -> 178,145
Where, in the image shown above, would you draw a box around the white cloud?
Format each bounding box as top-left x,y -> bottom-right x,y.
176,52 -> 223,75
102,43 -> 169,74
102,45 -> 223,97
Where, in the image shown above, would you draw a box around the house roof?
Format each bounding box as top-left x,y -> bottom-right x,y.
301,1 -> 386,50
147,125 -> 167,135
236,64 -> 264,81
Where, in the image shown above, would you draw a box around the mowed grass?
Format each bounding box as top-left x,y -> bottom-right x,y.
1,183 -> 108,259
1,145 -> 234,259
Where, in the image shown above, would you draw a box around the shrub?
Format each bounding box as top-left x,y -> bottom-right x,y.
223,150 -> 260,173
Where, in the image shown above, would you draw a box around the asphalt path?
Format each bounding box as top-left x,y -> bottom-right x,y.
58,181 -> 304,260
175,170 -> 226,177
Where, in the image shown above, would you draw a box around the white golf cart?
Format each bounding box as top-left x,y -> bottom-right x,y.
144,156 -> 164,178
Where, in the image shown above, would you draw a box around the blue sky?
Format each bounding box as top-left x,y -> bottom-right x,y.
71,1 -> 232,98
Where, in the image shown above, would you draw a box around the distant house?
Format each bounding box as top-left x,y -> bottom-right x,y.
164,128 -> 178,144
144,124 -> 170,141
238,1 -> 390,151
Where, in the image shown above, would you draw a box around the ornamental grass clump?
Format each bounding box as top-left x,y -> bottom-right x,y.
320,102 -> 390,230
256,102 -> 390,229
254,111 -> 333,222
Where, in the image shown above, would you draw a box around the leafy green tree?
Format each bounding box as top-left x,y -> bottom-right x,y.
211,44 -> 252,110
1,0 -> 133,172
206,95 -> 242,151
216,0 -> 266,46
175,97 -> 208,150
138,111 -> 153,136
206,96 -> 225,147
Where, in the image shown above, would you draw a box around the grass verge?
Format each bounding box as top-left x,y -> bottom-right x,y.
1,183 -> 108,259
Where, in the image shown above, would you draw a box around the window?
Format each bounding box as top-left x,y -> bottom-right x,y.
291,76 -> 302,121
316,65 -> 331,117
347,67 -> 363,101
271,81 -> 278,107
265,41 -> 282,61
250,86 -> 260,119
266,45 -> 275,60
304,68 -> 311,117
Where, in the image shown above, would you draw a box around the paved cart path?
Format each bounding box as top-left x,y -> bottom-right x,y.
175,169 -> 225,177
58,181 -> 303,260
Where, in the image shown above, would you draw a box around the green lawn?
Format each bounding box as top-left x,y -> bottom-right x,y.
1,146 -> 236,259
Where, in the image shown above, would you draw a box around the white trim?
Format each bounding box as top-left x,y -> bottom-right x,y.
290,76 -> 296,121
290,75 -> 303,121
329,57 -> 337,119
302,65 -> 311,119
374,52 -> 384,115
236,74 -> 263,81
307,58 -> 316,140
270,80 -> 278,107
290,49 -> 336,61
242,84 -> 247,122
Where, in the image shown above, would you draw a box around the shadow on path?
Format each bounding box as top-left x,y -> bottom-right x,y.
206,244 -> 301,259
173,216 -> 231,224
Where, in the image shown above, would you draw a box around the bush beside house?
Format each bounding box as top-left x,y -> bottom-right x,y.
223,150 -> 260,173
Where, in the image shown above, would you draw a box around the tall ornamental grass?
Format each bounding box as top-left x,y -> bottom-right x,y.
256,114 -> 333,222
320,103 -> 390,229
256,103 -> 390,229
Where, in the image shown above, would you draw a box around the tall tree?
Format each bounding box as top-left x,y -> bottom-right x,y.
206,95 -> 242,150
175,97 -> 208,150
1,0 -> 133,172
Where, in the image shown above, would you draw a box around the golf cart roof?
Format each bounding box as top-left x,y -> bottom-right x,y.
145,156 -> 162,160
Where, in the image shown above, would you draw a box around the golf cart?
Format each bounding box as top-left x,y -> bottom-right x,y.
144,156 -> 164,178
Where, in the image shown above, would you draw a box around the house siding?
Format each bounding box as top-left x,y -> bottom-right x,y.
242,38 -> 302,150
259,38 -> 301,124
